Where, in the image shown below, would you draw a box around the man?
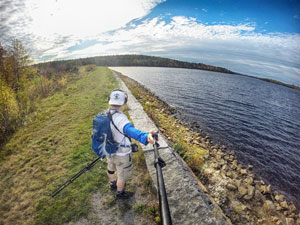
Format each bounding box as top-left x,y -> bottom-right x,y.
107,89 -> 155,199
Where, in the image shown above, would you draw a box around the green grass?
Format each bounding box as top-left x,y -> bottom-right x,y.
0,67 -> 119,225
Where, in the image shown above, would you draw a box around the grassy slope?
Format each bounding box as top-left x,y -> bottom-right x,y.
0,67 -> 118,225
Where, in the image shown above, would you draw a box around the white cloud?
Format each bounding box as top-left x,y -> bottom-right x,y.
25,0 -> 164,38
1,0 -> 164,58
68,16 -> 300,85
2,2 -> 300,85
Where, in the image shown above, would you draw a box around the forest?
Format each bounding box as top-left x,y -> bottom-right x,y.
35,54 -> 235,74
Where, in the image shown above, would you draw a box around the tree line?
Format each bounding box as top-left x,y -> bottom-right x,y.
259,78 -> 300,91
35,54 -> 235,74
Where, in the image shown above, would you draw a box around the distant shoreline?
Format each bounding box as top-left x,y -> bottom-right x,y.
35,54 -> 300,91
233,72 -> 300,91
257,78 -> 300,91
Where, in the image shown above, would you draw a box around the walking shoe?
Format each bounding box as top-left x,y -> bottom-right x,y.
110,181 -> 117,190
116,190 -> 133,199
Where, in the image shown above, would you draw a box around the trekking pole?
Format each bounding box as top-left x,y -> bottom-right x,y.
152,132 -> 172,225
51,157 -> 101,198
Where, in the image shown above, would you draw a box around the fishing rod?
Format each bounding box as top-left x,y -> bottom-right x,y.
152,132 -> 173,225
51,156 -> 101,198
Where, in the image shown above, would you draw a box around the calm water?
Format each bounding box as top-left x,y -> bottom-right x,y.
112,66 -> 300,205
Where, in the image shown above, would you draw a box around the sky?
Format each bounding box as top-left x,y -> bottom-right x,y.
1,0 -> 300,86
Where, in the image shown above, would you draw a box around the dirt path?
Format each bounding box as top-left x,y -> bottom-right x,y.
71,153 -> 158,225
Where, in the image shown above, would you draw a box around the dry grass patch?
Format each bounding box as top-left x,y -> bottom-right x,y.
0,67 -> 118,225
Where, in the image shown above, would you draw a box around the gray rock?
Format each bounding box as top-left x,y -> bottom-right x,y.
244,177 -> 253,186
275,194 -> 284,202
254,190 -> 264,202
231,201 -> 247,214
247,186 -> 255,198
238,185 -> 248,197
263,200 -> 275,212
280,201 -> 289,209
240,169 -> 247,176
286,217 -> 295,225
226,183 -> 237,191
225,171 -> 233,178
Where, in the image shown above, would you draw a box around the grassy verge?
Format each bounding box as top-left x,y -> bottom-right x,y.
131,144 -> 160,224
0,67 -> 118,225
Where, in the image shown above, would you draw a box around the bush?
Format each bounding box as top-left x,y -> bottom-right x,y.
85,64 -> 96,72
0,80 -> 19,143
0,40 -> 78,147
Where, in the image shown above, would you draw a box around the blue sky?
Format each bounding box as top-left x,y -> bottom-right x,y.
1,0 -> 300,85
148,0 -> 300,33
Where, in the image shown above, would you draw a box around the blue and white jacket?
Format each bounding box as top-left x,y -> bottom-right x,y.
109,109 -> 149,156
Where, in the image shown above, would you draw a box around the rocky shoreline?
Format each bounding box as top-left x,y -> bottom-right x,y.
118,72 -> 300,225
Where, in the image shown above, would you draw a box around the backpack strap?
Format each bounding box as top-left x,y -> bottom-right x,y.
107,110 -> 132,142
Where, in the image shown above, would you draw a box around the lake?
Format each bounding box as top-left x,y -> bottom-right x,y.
111,66 -> 300,205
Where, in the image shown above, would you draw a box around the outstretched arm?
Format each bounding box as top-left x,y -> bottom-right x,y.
123,123 -> 154,145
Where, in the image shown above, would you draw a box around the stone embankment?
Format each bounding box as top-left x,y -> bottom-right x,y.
112,70 -> 300,225
112,71 -> 230,225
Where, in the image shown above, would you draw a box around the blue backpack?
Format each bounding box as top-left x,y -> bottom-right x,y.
91,111 -> 119,158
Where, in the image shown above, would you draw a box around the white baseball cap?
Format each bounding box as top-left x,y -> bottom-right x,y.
108,89 -> 127,106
